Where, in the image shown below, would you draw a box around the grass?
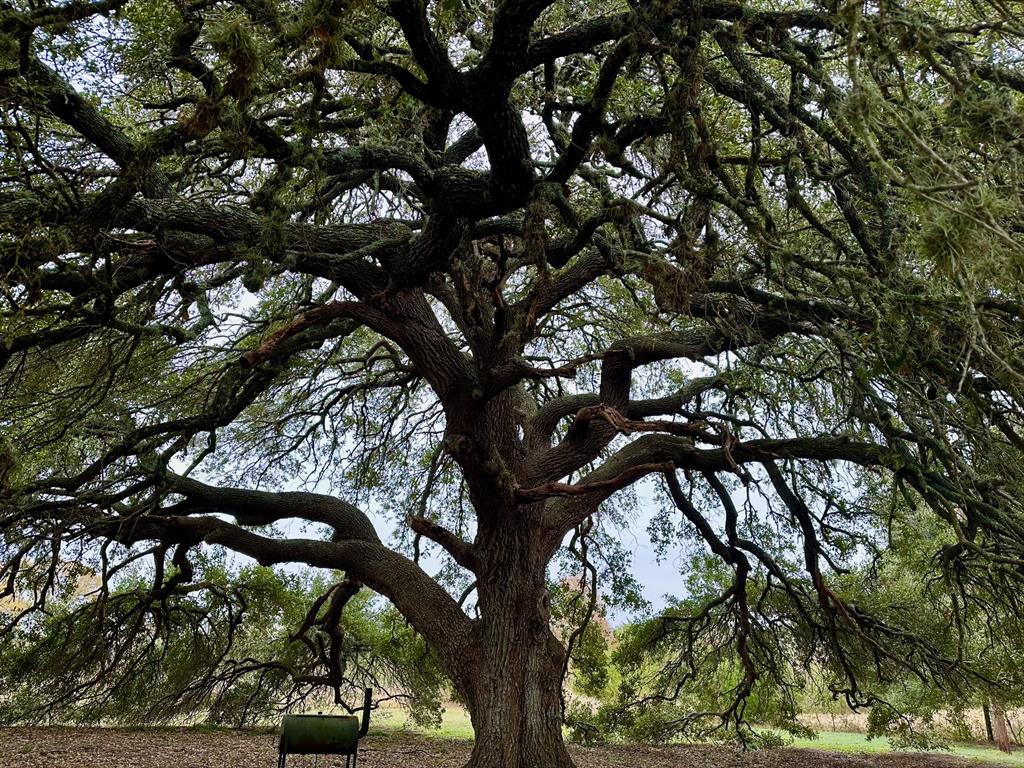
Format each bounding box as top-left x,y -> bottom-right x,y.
379,706 -> 1024,766
374,705 -> 475,740
790,730 -> 1024,766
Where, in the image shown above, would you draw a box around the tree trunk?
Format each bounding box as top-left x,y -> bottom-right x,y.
463,631 -> 573,768
993,700 -> 1013,753
458,519 -> 575,768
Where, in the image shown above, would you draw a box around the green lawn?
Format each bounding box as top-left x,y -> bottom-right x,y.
374,705 -> 475,740
378,706 -> 1023,765
789,730 -> 1024,766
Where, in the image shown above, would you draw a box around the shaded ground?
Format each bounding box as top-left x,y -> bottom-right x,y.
0,727 -> 986,768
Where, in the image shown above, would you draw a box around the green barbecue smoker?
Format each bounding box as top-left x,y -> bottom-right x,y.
277,688 -> 372,768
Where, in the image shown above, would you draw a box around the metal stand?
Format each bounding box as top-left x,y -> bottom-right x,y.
277,752 -> 356,768
277,689 -> 371,768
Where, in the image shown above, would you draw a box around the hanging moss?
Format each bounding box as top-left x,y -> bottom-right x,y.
945,83 -> 1024,145
180,97 -> 220,138
916,186 -> 1020,283
206,14 -> 261,106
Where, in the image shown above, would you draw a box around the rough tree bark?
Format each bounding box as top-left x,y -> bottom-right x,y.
464,629 -> 572,768
458,514 -> 574,768
993,700 -> 1013,754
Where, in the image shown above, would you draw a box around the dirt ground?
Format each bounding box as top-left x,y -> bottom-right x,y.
0,727 -> 979,768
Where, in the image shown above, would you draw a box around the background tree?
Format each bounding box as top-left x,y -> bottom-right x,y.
586,497 -> 1024,748
2,1 -> 1024,767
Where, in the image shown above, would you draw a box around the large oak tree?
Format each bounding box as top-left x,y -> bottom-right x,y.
2,0 -> 1024,765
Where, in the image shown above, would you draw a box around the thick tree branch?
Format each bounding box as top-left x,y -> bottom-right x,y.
406,514 -> 478,571
544,433 -> 889,537
169,476 -> 382,544
105,508 -> 474,676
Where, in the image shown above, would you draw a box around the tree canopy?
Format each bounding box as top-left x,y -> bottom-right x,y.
2,0 -> 1024,765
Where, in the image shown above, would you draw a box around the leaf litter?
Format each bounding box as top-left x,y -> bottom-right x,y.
0,727 -> 978,768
